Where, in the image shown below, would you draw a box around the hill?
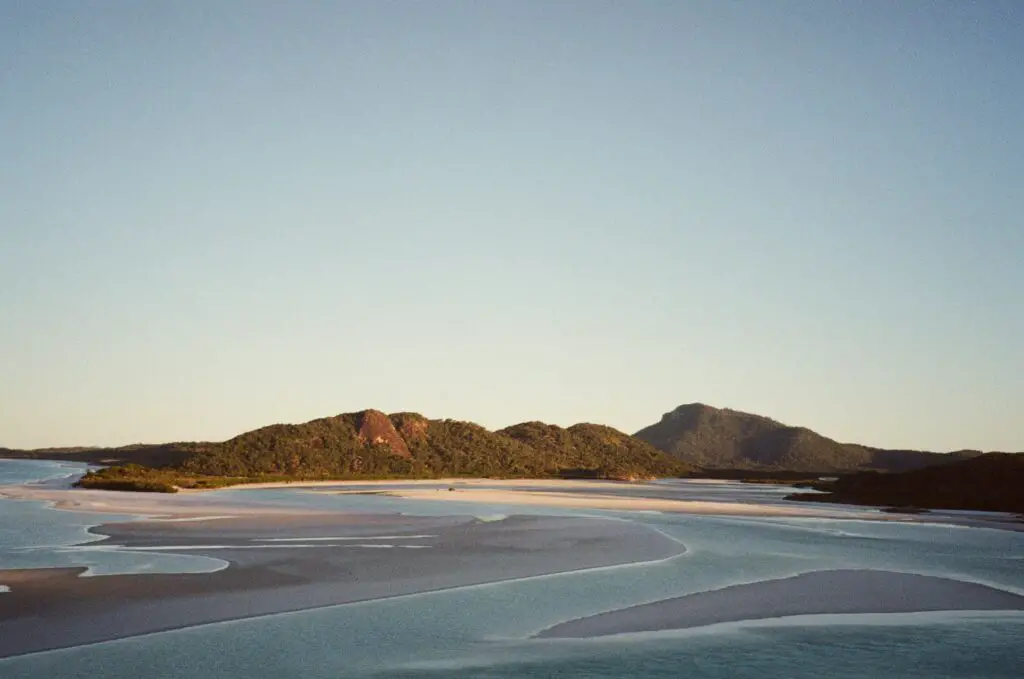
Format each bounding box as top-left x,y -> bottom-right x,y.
786,453 -> 1024,513
635,403 -> 984,473
6,410 -> 690,491
0,444 -> 198,468
180,411 -> 690,480
498,422 -> 686,480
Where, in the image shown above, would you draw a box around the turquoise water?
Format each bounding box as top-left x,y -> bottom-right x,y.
1,460 -> 1022,677
0,460 -> 227,575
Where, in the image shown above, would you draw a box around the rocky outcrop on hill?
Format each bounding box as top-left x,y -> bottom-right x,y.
354,409 -> 411,458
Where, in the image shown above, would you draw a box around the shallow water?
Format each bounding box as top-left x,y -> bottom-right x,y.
1,460 -> 1021,677
0,460 -> 227,575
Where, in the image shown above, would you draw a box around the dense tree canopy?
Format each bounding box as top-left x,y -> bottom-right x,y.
74,410 -> 691,491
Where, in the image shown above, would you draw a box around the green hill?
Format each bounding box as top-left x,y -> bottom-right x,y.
498,421 -> 687,480
786,453 -> 1024,513
20,410 -> 690,491
0,443 -> 198,468
5,402 -> 1011,490
635,403 -> 984,473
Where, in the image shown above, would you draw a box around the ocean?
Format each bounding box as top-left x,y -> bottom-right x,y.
1,459 -> 1022,678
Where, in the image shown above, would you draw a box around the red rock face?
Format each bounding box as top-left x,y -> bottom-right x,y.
354,410 -> 411,458
391,413 -> 429,445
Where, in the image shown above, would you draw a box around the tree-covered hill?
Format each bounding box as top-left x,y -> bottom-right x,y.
635,403 -> 985,473
499,421 -> 688,479
0,443 -> 199,468
4,402 -> 1012,492
32,410 -> 690,491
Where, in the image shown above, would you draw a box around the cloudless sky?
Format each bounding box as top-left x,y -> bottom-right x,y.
2,1 -> 1022,451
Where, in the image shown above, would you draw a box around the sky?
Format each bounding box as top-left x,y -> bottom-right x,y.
2,1 -> 1022,452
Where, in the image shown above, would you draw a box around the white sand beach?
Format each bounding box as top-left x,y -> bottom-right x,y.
372,487 -> 866,517
0,484 -> 322,519
2,477 -> 873,520
190,478 -> 640,492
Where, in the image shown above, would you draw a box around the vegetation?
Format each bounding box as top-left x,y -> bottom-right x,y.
62,410 -> 691,492
498,422 -> 690,479
635,403 -> 986,473
0,443 -> 198,467
785,453 -> 1024,513
8,404 -> 1018,493
76,467 -> 179,493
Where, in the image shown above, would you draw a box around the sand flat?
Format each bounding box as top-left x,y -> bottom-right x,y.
0,513 -> 684,657
537,569 -> 1024,638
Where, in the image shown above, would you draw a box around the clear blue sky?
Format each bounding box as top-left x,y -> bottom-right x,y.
2,1 -> 1021,451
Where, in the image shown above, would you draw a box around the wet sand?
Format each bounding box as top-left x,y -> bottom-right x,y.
0,513 -> 684,657
536,569 -> 1024,638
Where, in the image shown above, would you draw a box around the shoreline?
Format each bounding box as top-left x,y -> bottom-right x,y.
5,476 -> 1021,531
181,477 -> 648,491
2,477 -> 875,522
369,487 -> 865,518
0,483 -> 330,519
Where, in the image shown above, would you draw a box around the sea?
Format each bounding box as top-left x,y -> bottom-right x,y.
1,459 -> 1022,679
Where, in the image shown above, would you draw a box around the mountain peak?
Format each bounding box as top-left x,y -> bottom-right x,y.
665,402 -> 715,415
659,403 -> 719,425
662,403 -> 781,426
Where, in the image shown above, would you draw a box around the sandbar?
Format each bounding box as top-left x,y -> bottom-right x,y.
0,478 -> 670,518
2,478 -> 871,521
0,512 -> 684,657
536,569 -> 1024,638
373,487 -> 869,518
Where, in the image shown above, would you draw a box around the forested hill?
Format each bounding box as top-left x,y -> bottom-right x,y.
177,410 -> 688,479
6,403 -> 1014,492
0,444 -> 198,468
635,403 -> 986,473
498,421 -> 685,479
6,410 -> 690,491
